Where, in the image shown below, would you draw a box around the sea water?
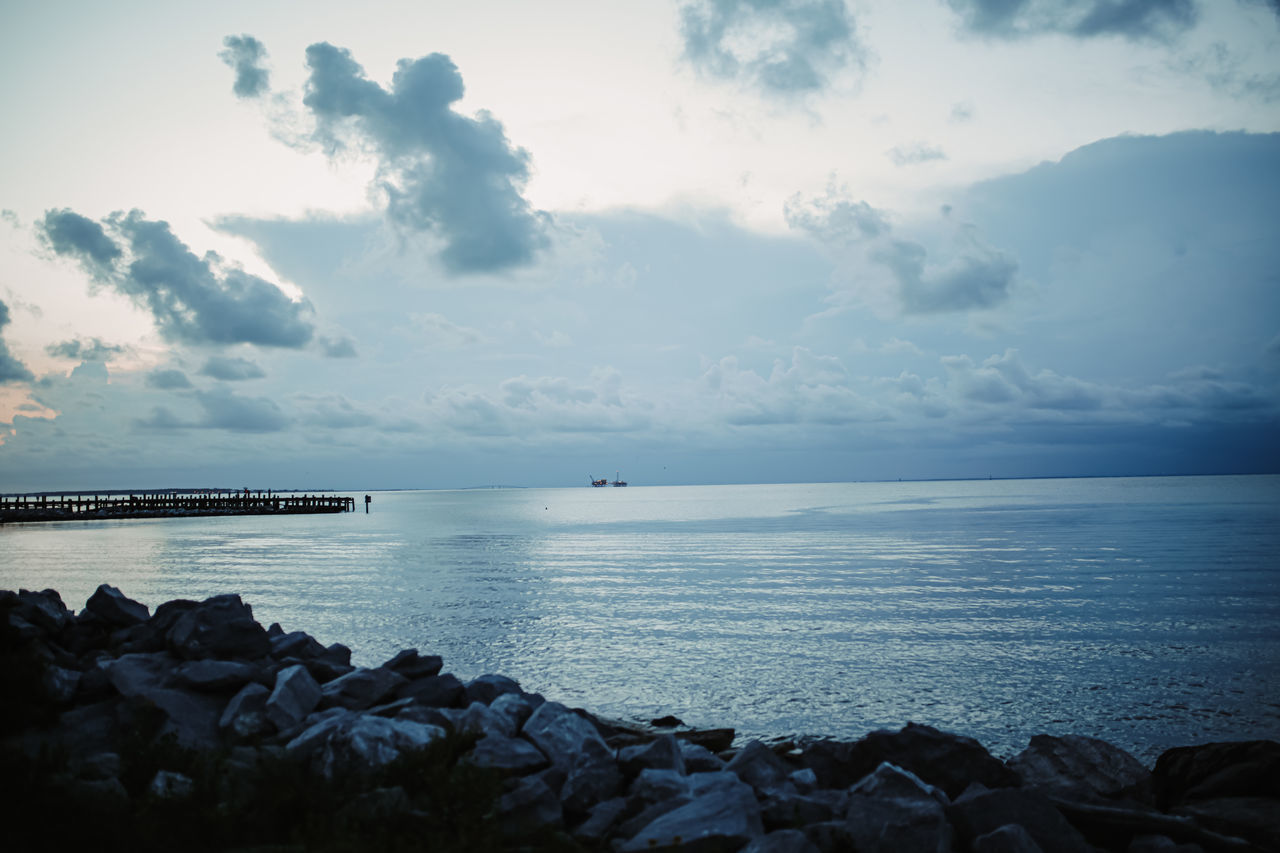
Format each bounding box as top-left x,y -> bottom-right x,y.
2,475 -> 1277,760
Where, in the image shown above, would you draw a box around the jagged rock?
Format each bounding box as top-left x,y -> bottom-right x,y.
1009,734 -> 1152,804
846,790 -> 952,852
653,715 -> 685,728
947,787 -> 1092,853
800,724 -> 1017,798
78,751 -> 122,781
620,775 -> 763,852
172,659 -> 261,692
1126,835 -> 1203,852
319,667 -> 407,710
727,739 -> 795,794
337,786 -> 413,822
619,733 -> 687,777
18,588 -> 72,632
149,769 -> 194,798
398,673 -> 465,708
522,700 -> 613,772
789,767 -> 819,794
632,768 -> 694,805
85,584 -> 149,627
321,643 -> 352,666
43,664 -> 81,704
680,739 -> 728,772
53,700 -> 122,757
465,673 -> 522,705
147,599 -> 198,635
269,630 -> 327,660
560,738 -> 623,815
100,651 -> 222,748
6,610 -> 41,640
265,663 -> 322,732
497,775 -> 563,835
743,828 -> 822,853
760,790 -> 836,830
573,795 -> 629,844
167,594 -> 270,660
1152,740 -> 1280,808
469,734 -> 550,775
220,682 -> 271,738
1172,797 -> 1280,851
851,761 -> 950,807
284,709 -> 446,778
676,727 -> 736,753
973,824 -> 1045,853
490,691 -> 535,734
802,820 -> 857,853
381,648 -> 444,679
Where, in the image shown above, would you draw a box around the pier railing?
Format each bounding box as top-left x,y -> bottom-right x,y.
0,491 -> 356,523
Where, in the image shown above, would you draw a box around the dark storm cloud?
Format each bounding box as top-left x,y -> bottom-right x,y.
145,368 -> 193,390
679,0 -> 866,95
40,208 -> 315,348
195,388 -> 290,432
947,0 -> 1199,41
199,355 -> 266,381
219,34 -> 270,99
878,239 -> 1017,313
0,298 -> 34,383
299,41 -> 548,273
45,337 -> 125,361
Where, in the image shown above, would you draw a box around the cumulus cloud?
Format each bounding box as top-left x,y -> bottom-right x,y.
290,41 -> 548,274
45,337 -> 126,362
199,355 -> 266,381
432,368 -> 645,437
1171,42 -> 1280,103
297,393 -> 377,429
219,34 -> 270,98
40,208 -> 315,348
700,346 -> 883,425
679,0 -> 866,96
784,181 -> 889,244
888,142 -> 948,166
195,388 -> 290,432
0,299 -> 34,383
942,350 -> 1107,410
947,0 -> 1199,41
146,368 -> 193,390
317,335 -> 358,358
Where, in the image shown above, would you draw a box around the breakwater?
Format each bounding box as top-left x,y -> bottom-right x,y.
0,491 -> 355,523
2,585 -> 1277,852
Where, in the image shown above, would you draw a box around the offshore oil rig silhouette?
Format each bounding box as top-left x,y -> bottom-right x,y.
590,471 -> 627,487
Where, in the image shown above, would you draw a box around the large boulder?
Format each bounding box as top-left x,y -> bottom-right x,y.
269,631 -> 327,660
620,774 -> 764,852
469,734 -> 550,775
99,653 -> 222,750
560,739 -> 623,816
18,588 -> 73,633
397,673 -> 465,708
319,667 -> 408,711
172,659 -> 261,693
947,787 -> 1092,853
522,701 -> 612,773
1008,734 -> 1152,804
619,733 -> 687,778
497,775 -> 563,835
845,763 -> 954,853
1152,740 -> 1280,808
166,594 -> 270,660
265,664 -> 322,732
742,828 -> 821,853
285,709 -> 447,778
220,682 -> 271,739
84,585 -> 149,628
465,673 -> 522,705
726,740 -> 795,794
380,648 -> 443,680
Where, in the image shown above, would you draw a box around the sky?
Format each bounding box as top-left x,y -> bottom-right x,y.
1,0 -> 1278,491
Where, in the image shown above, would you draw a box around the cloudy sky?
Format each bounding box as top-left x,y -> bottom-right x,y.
1,0 -> 1278,491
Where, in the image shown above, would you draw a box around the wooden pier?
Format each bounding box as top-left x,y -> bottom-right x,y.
0,490 -> 356,523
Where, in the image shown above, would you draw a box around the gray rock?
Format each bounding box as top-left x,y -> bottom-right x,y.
743,828 -> 822,853
265,664 -> 322,732
948,787 -> 1092,853
1126,835 -> 1203,853
43,664 -> 81,704
572,795 -> 629,844
445,700 -> 516,738
220,682 -> 271,738
285,709 -> 446,778
78,751 -> 122,781
269,631 -> 327,660
337,786 -> 413,822
1172,796 -> 1280,851
631,768 -> 693,804
561,739 -> 623,815
727,739 -> 795,794
760,790 -> 836,830
497,775 -> 563,835
470,734 -> 550,775
167,594 -> 270,660
619,733 -> 687,777
1009,734 -> 1152,803
101,652 -> 222,749
490,691 -> 535,734
802,821 -> 858,853
522,700 -> 612,772
620,776 -> 764,852
149,769 -> 194,799
321,643 -> 351,666
973,824 -> 1045,853
172,659 -> 260,692
1152,739 -> 1280,807
319,666 -> 408,710
851,761 -> 950,807
398,673 -> 465,708
85,584 -> 149,627
788,767 -> 819,794
465,673 -> 522,705
100,651 -> 177,697
18,588 -> 72,632
846,791 -> 953,853
680,739 -> 727,772
381,648 -> 443,679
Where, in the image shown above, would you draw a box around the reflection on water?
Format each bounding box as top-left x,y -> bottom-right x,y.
2,475 -> 1278,759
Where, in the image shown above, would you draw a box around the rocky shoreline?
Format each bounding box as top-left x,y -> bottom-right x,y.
2,585 -> 1277,852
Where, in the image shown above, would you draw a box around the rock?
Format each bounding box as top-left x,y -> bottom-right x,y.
572,796 -> 629,844
1126,835 -> 1204,852
43,664 -> 81,704
560,739 -> 623,815
336,786 -> 413,823
469,734 -> 550,775
68,776 -> 130,810
172,659 -> 261,692
743,828 -> 822,853
727,739 -> 796,795
100,651 -> 223,749
800,724 -> 1017,798
788,767 -> 819,794
619,733 -> 687,777
632,768 -> 694,805
265,663 -> 322,732
149,769 -> 194,798
802,820 -> 858,853
398,673 -> 465,708
85,584 -> 149,627
490,691 -> 535,734
1152,740 -> 1280,808
100,651 -> 175,697
620,776 -> 764,852
380,648 -> 443,679
680,739 -> 728,773
219,682 -> 272,738
319,667 -> 408,710
676,727 -> 736,753
269,630 -> 327,660
947,787 -> 1092,853
166,594 -> 270,660
497,775 -> 563,835
760,791 -> 836,830
1172,796 -> 1280,851
522,700 -> 613,772
284,709 -> 446,778
1009,734 -> 1152,804
851,761 -> 949,807
652,714 -> 685,728
78,751 -> 122,781
973,824 -> 1045,853
321,643 -> 352,666
465,673 -> 522,705
846,790 -> 953,852
18,588 -> 72,632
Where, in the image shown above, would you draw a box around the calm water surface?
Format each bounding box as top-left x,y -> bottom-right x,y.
3,475 -> 1278,760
